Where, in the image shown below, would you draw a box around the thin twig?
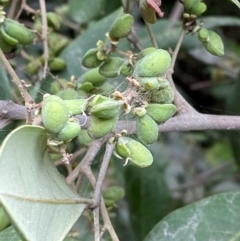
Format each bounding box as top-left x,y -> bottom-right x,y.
144,21 -> 158,48
91,142 -> 116,208
39,0 -> 49,80
93,207 -> 100,241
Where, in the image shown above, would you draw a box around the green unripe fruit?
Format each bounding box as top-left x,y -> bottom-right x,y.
91,94 -> 110,106
49,58 -> 67,72
50,79 -> 67,95
198,28 -> 224,57
78,82 -> 95,92
190,2 -> 207,16
136,114 -> 159,145
78,68 -> 107,87
109,14 -> 134,42
57,89 -> 80,100
158,77 -> 171,88
150,86 -> 174,104
146,103 -> 177,124
136,47 -> 157,61
139,77 -> 160,91
183,0 -> 198,12
47,12 -> 62,30
25,60 -> 40,75
56,119 -> 81,142
90,99 -> 123,119
103,186 -> 125,203
3,18 -> 35,46
88,116 -> 118,139
48,32 -> 69,55
0,31 -> 13,53
104,199 -> 115,208
135,49 -> 171,77
116,136 -> 153,167
63,99 -> 87,115
99,57 -> 125,78
42,95 -> 70,134
78,129 -> 93,147
119,61 -> 134,76
0,206 -> 10,231
82,48 -> 103,68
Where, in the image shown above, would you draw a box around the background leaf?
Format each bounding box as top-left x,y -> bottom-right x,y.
144,191 -> 240,241
0,63 -> 11,100
0,125 -> 85,241
0,226 -> 21,241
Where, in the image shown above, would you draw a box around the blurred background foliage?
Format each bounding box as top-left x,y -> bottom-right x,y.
0,0 -> 240,240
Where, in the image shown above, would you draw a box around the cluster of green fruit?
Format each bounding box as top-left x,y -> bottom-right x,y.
0,13 -> 36,54
26,11 -> 69,75
183,0 -> 207,18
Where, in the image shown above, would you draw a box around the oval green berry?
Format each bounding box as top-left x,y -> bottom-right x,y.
103,186 -> 125,203
99,57 -> 125,78
42,95 -> 70,134
3,18 -> 35,46
146,103 -> 177,124
87,116 -> 118,139
116,136 -> 153,167
78,129 -> 93,147
57,89 -> 80,100
82,48 -> 103,68
136,114 -> 159,145
49,58 -> 67,72
150,86 -> 175,104
109,14 -> 134,42
47,12 -> 62,30
190,2 -> 207,16
135,49 -> 171,77
139,77 -> 160,91
56,120 -> 81,142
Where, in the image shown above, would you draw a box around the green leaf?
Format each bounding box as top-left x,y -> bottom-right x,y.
229,0 -> 240,9
69,0 -> 121,24
0,125 -> 85,241
124,146 -> 172,241
0,63 -> 11,100
144,191 -> 240,241
0,226 -> 21,241
60,8 -> 123,78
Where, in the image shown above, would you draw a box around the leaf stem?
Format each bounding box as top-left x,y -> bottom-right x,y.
144,21 -> 158,48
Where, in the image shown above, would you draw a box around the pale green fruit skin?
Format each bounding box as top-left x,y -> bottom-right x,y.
25,61 -> 39,75
139,77 -> 160,91
116,136 -> 153,167
88,116 -> 118,139
198,28 -> 209,42
90,100 -> 123,119
119,61 -> 134,76
42,95 -> 70,134
63,99 -> 87,115
57,89 -> 80,100
136,114 -> 159,145
102,186 -> 125,203
48,32 -> 69,55
47,12 -> 62,30
135,49 -> 171,77
199,29 -> 224,57
78,129 -> 93,146
78,82 -> 95,92
78,67 -> 107,87
0,206 -> 10,231
190,2 -> 207,16
91,94 -> 110,106
49,58 -> 67,72
50,79 -> 67,95
56,120 -> 81,141
99,57 -> 125,78
136,47 -> 157,61
150,86 -> 175,104
4,18 -> 35,46
109,14 -> 134,41
183,0 -> 198,12
82,48 -> 102,68
0,31 -> 13,53
146,103 -> 177,124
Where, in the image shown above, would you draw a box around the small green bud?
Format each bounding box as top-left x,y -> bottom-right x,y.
146,103 -> 177,124
139,77 -> 160,91
190,2 -> 207,16
78,82 -> 95,92
63,99 -> 87,115
183,0 -> 198,12
48,32 -> 70,55
56,119 -> 81,142
99,57 -> 125,78
50,79 -> 67,95
42,95 -> 70,134
25,60 -> 40,75
116,136 -> 153,167
119,61 -> 134,76
150,86 -> 175,104
135,49 -> 171,77
49,58 -> 67,72
78,68 -> 107,87
198,28 -> 224,57
132,107 -> 147,117
103,186 -> 125,203
47,12 -> 62,30
136,114 -> 159,145
88,116 -> 118,139
109,14 -> 134,42
82,48 -> 103,68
